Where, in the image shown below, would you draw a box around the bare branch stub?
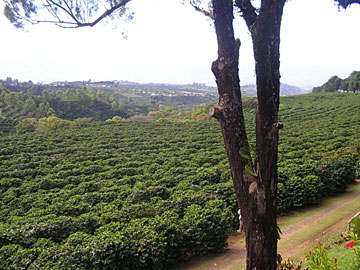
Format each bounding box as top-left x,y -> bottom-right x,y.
209,106 -> 224,121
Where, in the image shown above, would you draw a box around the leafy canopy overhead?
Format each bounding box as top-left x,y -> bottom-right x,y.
3,0 -> 133,28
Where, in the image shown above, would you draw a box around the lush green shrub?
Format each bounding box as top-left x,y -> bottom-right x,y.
0,207 -> 231,270
284,175 -> 323,209
181,200 -> 232,255
304,244 -> 338,270
277,183 -> 291,215
37,116 -> 71,132
355,157 -> 360,179
15,118 -> 37,133
351,217 -> 360,237
277,154 -> 357,215
316,155 -> 356,197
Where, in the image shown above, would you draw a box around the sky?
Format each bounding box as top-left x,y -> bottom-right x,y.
0,0 -> 359,89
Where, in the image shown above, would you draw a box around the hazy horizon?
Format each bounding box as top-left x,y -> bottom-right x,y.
1,0 -> 359,91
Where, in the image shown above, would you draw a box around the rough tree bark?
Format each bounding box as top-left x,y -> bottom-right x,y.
210,0 -> 252,209
244,1 -> 285,269
211,0 -> 285,269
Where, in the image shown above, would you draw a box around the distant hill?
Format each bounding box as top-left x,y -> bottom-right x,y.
0,79 -> 218,107
313,71 -> 360,93
0,79 -> 307,134
0,78 -> 307,103
241,83 -> 308,97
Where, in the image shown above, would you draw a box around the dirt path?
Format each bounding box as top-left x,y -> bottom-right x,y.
172,180 -> 360,270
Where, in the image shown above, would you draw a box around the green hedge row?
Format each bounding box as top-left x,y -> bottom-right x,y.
277,153 -> 358,214
0,200 -> 231,270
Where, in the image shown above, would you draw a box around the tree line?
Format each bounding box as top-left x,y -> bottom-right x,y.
313,71 -> 360,93
0,85 -> 151,133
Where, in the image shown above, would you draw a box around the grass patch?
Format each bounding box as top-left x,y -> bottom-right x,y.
173,182 -> 360,270
279,194 -> 360,259
226,182 -> 360,270
278,182 -> 360,230
302,242 -> 360,270
326,242 -> 360,270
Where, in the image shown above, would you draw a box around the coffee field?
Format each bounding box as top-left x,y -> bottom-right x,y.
0,93 -> 359,269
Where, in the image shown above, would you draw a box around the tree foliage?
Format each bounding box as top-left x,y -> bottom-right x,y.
0,85 -> 130,131
3,0 -> 133,28
334,0 -> 360,8
313,71 -> 360,93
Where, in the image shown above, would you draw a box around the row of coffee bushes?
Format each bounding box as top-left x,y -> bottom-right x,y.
0,200 -> 232,270
1,93 -> 360,269
277,154 -> 359,214
0,121 -> 358,269
0,122 -> 236,270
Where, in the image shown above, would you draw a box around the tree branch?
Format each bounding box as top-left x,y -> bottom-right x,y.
44,1 -> 60,20
189,0 -> 214,19
191,5 -> 214,19
209,106 -> 224,121
335,0 -> 360,8
76,0 -> 132,27
4,0 -> 132,28
63,0 -> 80,23
234,0 -> 257,30
48,0 -> 80,24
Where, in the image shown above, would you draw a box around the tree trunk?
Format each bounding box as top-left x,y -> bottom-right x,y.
247,2 -> 285,269
210,0 -> 252,210
211,0 -> 285,270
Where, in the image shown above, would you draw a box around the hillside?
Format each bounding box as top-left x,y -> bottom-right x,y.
0,79 -> 218,106
0,92 -> 359,269
242,83 -> 308,97
1,79 -> 306,108
0,80 -> 308,133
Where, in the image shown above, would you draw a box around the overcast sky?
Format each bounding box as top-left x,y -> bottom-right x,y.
0,0 -> 359,89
